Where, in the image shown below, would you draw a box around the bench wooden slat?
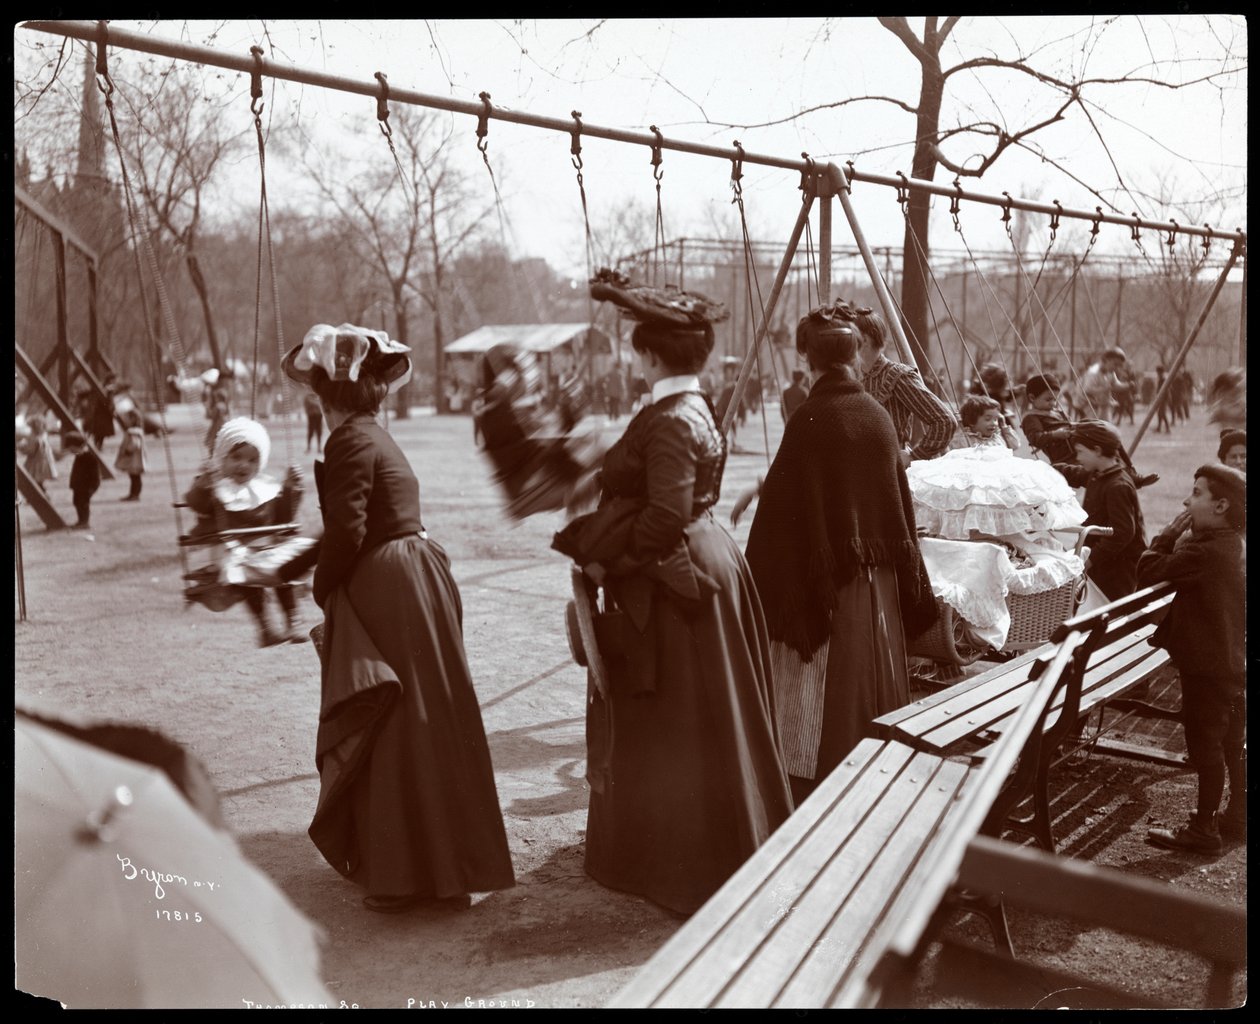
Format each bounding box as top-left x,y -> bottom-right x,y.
608,739 -> 913,1007
877,645 -> 1050,733
918,626 -> 1160,752
766,757 -> 971,1008
976,635 -> 1168,749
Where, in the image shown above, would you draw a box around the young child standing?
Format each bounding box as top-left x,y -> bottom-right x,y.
960,394 -> 1019,449
20,417 -> 58,493
185,417 -> 307,647
1053,420 -> 1147,600
114,409 -> 147,501
65,431 -> 101,530
1139,465 -> 1246,853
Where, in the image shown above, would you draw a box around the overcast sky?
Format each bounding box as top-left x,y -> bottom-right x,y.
15,17 -> 1248,277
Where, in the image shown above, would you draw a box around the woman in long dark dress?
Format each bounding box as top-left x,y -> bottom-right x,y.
281,323 -> 515,913
735,304 -> 938,805
553,278 -> 792,917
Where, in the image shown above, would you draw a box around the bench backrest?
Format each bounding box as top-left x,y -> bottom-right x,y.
835,632 -> 1088,1007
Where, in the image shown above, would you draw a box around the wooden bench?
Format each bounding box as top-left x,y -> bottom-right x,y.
918,835 -> 1246,1009
873,582 -> 1178,852
608,637 -> 1088,1009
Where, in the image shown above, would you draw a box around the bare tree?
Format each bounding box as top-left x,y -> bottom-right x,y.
116,66 -> 247,373
304,107 -> 492,416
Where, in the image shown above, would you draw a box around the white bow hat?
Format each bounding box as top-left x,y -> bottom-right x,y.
282,323 -> 413,394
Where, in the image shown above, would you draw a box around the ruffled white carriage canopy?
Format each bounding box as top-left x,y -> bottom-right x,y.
907,445 -> 1086,541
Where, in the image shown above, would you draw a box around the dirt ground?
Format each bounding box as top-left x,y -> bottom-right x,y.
14,399 -> 1245,1009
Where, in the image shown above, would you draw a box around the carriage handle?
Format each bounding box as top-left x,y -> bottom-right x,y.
1056,524 -> 1114,557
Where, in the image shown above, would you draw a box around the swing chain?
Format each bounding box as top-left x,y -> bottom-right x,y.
649,125 -> 664,183
476,91 -> 493,154
249,45 -> 265,120
896,171 -> 911,215
949,177 -> 964,233
1000,191 -> 1014,233
570,110 -> 584,173
1049,200 -> 1063,243
1166,220 -> 1179,253
730,140 -> 745,202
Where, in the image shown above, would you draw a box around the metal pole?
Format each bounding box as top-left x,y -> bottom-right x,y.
826,164 -> 913,365
25,22 -> 1244,250
1131,240 -> 1243,454
1070,274 -> 1077,372
720,193 -> 815,436
53,232 -> 69,404
15,460 -> 28,623
1239,251 -> 1248,366
24,21 -> 815,177
819,193 -> 832,304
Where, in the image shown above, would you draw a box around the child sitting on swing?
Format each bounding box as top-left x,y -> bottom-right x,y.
184,417 -> 311,647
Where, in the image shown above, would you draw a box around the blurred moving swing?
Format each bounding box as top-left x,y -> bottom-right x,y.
94,37 -> 313,613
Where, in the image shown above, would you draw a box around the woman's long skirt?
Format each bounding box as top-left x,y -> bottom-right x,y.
584,516 -> 793,916
770,565 -> 911,799
309,534 -> 515,899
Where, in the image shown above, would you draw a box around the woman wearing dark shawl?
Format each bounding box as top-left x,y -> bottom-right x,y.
553,270 -> 792,918
736,303 -> 938,804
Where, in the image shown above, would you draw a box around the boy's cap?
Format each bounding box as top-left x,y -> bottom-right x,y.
1195,463 -> 1246,510
1025,372 -> 1061,399
63,431 -> 87,448
1217,429 -> 1246,461
1070,419 -> 1122,451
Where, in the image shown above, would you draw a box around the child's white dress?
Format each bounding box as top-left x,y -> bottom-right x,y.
907,430 -> 1086,540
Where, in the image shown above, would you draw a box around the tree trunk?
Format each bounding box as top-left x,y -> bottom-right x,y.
899,50 -> 945,379
392,298 -> 412,420
184,250 -> 223,371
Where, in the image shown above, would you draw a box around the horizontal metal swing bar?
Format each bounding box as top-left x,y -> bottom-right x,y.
843,166 -> 1246,245
22,20 -> 813,176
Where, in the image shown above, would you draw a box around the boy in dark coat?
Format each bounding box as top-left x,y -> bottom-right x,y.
1139,465 -> 1246,854
1021,372 -> 1075,463
1053,420 -> 1147,600
65,431 -> 101,530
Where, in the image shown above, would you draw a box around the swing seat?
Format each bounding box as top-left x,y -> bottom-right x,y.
178,523 -> 301,547
182,566 -> 247,612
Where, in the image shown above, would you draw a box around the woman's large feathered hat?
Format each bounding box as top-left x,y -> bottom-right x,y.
282,323 -> 412,394
589,267 -> 728,328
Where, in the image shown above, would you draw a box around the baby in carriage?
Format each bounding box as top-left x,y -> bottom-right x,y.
184,417 -> 316,646
907,395 -> 1090,651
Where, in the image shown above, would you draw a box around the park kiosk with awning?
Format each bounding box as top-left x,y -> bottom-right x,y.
444,323 -> 615,399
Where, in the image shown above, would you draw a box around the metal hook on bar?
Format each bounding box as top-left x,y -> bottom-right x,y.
1130,213 -> 1142,245
570,110 -> 584,170
896,171 -> 911,212
374,72 -> 392,138
94,20 -> 110,77
730,140 -> 745,185
799,153 -> 817,195
949,177 -> 964,232
249,45 -> 265,118
649,125 -> 664,182
1166,220 -> 1179,251
476,91 -> 492,153
1090,206 -> 1103,241
1000,191 -> 1014,228
1049,200 -> 1063,242
1202,225 -> 1212,254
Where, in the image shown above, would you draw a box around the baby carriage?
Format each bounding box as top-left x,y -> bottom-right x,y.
904,443 -> 1112,669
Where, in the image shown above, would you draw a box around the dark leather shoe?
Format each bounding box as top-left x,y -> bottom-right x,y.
1148,817 -> 1222,854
